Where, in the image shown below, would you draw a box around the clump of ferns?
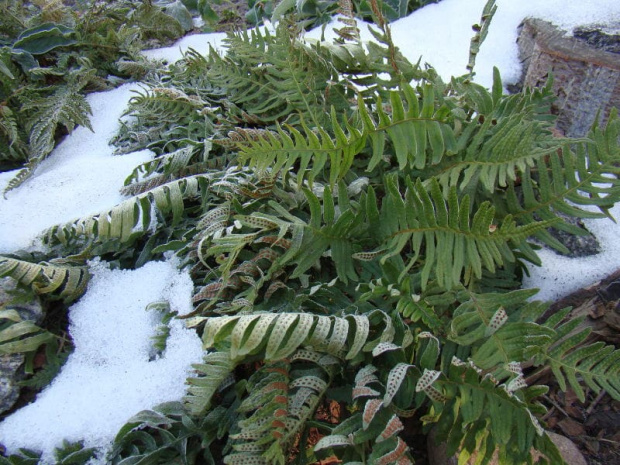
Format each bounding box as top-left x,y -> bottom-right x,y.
5,0 -> 620,463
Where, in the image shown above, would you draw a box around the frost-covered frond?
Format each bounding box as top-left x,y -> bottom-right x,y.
206,24 -> 349,125
0,255 -> 89,302
43,174 -> 213,247
128,1 -> 184,42
126,86 -> 207,124
0,104 -> 28,164
120,145 -> 210,195
5,70 -> 94,193
112,85 -> 222,155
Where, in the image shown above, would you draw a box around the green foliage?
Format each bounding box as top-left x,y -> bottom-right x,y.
0,0 -> 186,185
3,0 -> 620,463
0,441 -> 96,465
0,254 -> 89,302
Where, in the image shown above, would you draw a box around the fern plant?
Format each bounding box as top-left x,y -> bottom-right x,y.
2,0 -> 620,463
0,0 -> 187,190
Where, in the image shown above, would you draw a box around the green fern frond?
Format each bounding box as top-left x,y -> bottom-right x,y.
227,115 -> 366,187
0,309 -> 54,355
231,82 -> 457,187
448,288 -> 538,347
356,82 -> 457,172
368,176 -> 552,289
228,358 -> 333,465
207,24 -> 349,124
526,311 -> 620,402
505,110 -> 620,252
43,174 -> 213,246
427,360 -> 562,465
185,350 -> 237,416
437,112 -> 561,194
0,255 -> 89,302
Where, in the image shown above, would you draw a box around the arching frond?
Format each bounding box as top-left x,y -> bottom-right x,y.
43,174 -> 213,246
428,360 -> 562,465
185,350 -> 237,416
5,74 -> 94,193
206,24 -> 349,125
505,111 -> 620,252
228,82 -> 457,187
0,255 -> 89,302
526,308 -> 620,402
201,311 -> 379,362
363,176 -> 552,289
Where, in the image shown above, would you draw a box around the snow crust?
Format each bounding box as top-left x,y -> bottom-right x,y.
0,260 -> 203,462
1,0 -> 620,459
0,84 -> 153,253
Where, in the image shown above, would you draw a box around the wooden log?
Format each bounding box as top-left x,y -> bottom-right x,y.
517,18 -> 620,137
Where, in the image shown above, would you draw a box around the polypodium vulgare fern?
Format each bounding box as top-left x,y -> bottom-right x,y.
5,0 -> 620,463
0,254 -> 89,302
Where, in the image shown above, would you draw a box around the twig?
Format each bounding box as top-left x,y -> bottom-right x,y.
585,389 -> 607,416
543,394 -> 571,419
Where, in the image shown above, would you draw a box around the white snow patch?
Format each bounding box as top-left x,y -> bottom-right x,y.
142,31 -> 228,63
0,84 -> 154,253
305,0 -> 620,89
523,203 -> 620,303
0,260 -> 203,462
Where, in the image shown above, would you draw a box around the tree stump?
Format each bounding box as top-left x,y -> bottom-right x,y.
517,18 -> 620,137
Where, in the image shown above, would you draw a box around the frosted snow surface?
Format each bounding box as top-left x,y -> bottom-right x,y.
0,84 -> 153,253
0,260 -> 203,462
306,0 -> 620,89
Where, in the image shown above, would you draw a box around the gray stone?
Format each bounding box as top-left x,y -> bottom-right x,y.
0,278 -> 44,415
547,214 -> 601,258
517,18 -> 620,138
0,353 -> 25,415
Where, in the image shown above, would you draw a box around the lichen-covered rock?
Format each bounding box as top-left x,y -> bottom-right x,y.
0,353 -> 25,415
0,278 -> 44,415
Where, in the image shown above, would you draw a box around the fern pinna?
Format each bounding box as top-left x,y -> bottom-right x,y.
5,0 -> 620,463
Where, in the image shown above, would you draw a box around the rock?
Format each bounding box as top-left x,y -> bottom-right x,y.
517,18 -> 620,137
574,25 -> 620,55
538,432 -> 588,465
0,278 -> 44,415
427,428 -> 587,465
0,353 -> 25,415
